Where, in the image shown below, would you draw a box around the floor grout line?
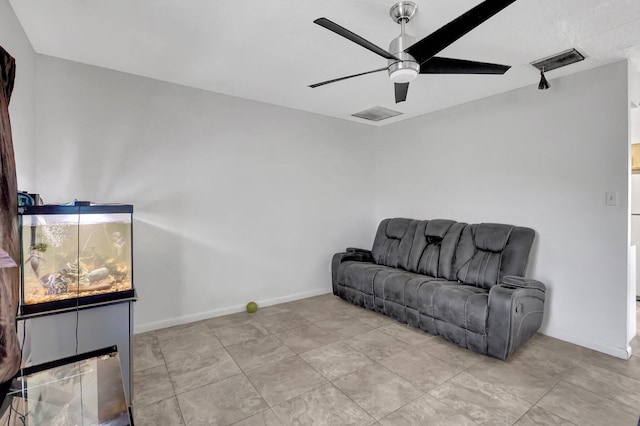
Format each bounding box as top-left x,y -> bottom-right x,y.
578,353 -> 640,382
174,393 -> 188,426
509,375 -> 577,426
374,390 -> 427,424
228,407 -> 276,426
170,371 -> 246,398
557,371 -> 640,413
527,381 -> 580,426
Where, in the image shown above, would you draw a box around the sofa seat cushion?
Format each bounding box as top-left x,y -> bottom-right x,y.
338,261 -> 389,295
416,280 -> 463,318
375,271 -> 447,309
433,285 -> 489,334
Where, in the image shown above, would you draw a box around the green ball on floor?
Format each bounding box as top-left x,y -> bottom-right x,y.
246,301 -> 258,313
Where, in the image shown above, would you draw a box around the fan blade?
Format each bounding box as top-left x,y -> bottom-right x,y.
420,57 -> 510,74
406,0 -> 518,65
314,18 -> 400,61
309,67 -> 389,88
395,83 -> 409,103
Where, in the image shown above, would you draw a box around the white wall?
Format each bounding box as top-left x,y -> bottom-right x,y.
374,61 -> 630,358
0,0 -> 36,189
34,56 -> 376,332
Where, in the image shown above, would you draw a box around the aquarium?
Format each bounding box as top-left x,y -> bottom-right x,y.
18,204 -> 135,316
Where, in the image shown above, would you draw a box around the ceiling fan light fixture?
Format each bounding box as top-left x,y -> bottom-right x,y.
387,49 -> 419,83
390,67 -> 418,83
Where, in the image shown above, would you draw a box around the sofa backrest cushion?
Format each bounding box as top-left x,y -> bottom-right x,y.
474,223 -> 512,252
454,223 -> 535,289
408,220 -> 465,280
371,218 -> 419,270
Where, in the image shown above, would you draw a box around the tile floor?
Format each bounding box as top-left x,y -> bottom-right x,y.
132,295 -> 640,426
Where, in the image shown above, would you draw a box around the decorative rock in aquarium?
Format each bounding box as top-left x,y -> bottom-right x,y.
61,260 -> 90,286
87,267 -> 109,283
41,273 -> 69,295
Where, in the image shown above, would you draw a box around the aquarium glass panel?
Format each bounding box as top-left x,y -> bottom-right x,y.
19,206 -> 134,314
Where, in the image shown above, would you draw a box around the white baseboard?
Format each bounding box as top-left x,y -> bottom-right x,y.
539,326 -> 630,360
134,287 -> 332,334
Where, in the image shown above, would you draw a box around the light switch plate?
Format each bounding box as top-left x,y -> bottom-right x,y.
605,191 -> 618,206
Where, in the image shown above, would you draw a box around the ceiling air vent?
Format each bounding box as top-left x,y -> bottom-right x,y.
352,106 -> 402,122
530,48 -> 586,72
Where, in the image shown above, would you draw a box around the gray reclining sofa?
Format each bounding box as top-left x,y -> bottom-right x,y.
331,218 -> 545,360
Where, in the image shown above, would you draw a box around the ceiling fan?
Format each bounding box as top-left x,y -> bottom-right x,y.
309,0 -> 518,103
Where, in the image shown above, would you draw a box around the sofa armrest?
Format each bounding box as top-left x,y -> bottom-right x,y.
501,275 -> 546,292
331,251 -> 375,295
346,247 -> 372,255
487,278 -> 545,360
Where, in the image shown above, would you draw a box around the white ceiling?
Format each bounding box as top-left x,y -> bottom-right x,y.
8,0 -> 640,126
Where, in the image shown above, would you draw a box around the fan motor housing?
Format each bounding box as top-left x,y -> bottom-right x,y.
388,34 -> 419,82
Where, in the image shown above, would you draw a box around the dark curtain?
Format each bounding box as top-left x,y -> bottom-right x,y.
0,45 -> 21,383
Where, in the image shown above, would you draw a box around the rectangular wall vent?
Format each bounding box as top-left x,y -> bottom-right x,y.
531,48 -> 586,72
352,106 -> 402,122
